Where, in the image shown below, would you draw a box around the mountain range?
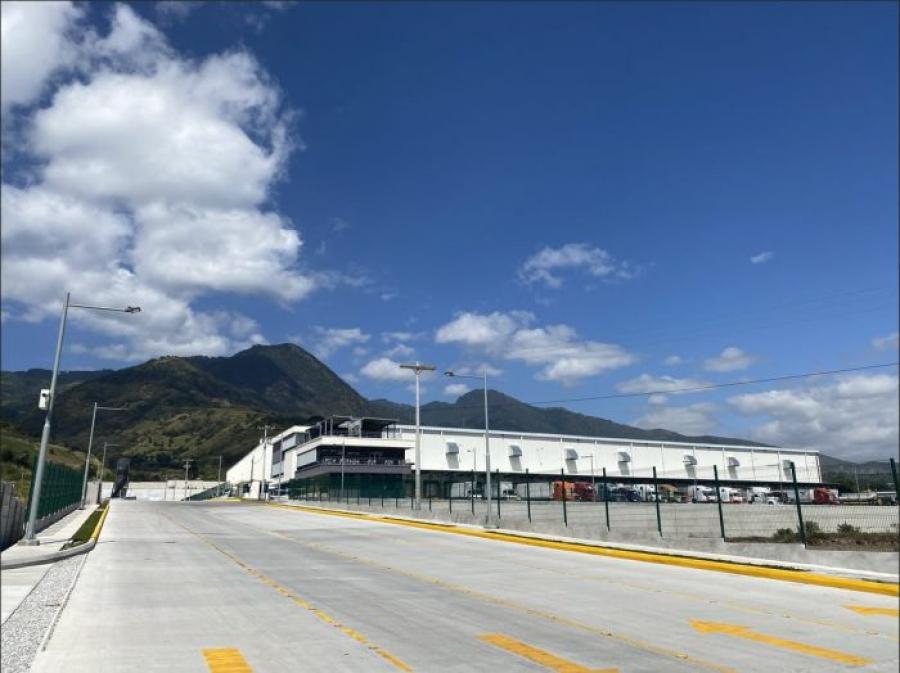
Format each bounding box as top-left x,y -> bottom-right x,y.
3,343 -> 771,480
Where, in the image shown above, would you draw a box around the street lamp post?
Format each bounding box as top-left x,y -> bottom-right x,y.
22,294 -> 140,545
97,442 -> 119,504
399,362 -> 435,510
445,368 -> 495,528
81,404 -> 126,508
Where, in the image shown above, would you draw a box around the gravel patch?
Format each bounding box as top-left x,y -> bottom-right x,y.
0,557 -> 83,673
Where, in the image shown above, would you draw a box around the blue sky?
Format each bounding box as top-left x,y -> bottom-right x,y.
1,1 -> 897,458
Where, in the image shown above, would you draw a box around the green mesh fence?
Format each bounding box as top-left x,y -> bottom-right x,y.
24,454 -> 83,522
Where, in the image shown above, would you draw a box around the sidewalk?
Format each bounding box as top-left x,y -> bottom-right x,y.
0,505 -> 98,625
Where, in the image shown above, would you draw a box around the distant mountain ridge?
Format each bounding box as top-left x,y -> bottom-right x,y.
1,343 -> 766,478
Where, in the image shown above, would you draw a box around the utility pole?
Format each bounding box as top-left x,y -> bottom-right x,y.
399,363 -> 435,510
183,459 -> 192,501
257,424 -> 274,501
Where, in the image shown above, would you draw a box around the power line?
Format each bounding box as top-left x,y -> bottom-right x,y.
528,362 -> 900,406
395,362 -> 900,419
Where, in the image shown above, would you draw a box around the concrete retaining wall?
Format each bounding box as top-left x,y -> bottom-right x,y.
1,482 -> 25,550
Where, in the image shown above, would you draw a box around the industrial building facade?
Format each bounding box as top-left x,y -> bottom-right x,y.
226,416 -> 823,499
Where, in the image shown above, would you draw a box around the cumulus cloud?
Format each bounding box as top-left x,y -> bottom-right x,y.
663,355 -> 683,366
750,251 -> 774,264
633,403 -> 717,436
0,3 -> 343,361
729,374 -> 899,460
616,374 -> 710,395
384,344 -> 415,359
436,311 -> 634,385
872,332 -> 899,351
360,357 -> 418,382
444,383 -> 470,397
703,347 -> 756,372
313,327 -> 369,358
518,243 -> 639,289
381,331 -> 421,343
1,1 -> 82,111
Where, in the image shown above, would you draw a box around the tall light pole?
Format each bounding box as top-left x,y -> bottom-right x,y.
97,442 -> 119,504
81,404 -> 126,508
444,368 -> 494,528
399,362 -> 435,510
22,294 -> 140,545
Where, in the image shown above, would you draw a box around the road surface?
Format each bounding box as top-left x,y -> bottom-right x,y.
31,500 -> 899,672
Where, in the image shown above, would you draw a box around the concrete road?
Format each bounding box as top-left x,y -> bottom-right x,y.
31,500 -> 899,673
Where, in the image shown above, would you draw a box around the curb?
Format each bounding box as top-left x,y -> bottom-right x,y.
0,503 -> 111,571
257,500 -> 900,597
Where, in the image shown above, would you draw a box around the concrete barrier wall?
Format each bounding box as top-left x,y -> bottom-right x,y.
1,482 -> 25,550
287,496 -> 899,539
100,480 -> 220,501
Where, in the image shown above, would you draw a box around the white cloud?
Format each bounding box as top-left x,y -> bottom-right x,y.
453,363 -> 502,377
703,346 -> 756,372
633,403 -> 717,436
436,311 -> 634,385
435,310 -> 534,348
518,243 -> 639,289
872,332 -> 899,351
360,357 -> 420,382
0,4 -> 345,361
381,331 -> 421,343
663,355 -> 683,366
313,327 -> 369,358
750,251 -> 774,265
1,1 -> 82,111
384,344 -> 414,359
729,374 -> 899,460
616,374 -> 710,395
647,394 -> 668,405
444,383 -> 470,397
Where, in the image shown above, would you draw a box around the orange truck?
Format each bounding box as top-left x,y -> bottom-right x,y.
552,481 -> 596,502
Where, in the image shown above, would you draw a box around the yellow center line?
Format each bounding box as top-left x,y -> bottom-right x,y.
255,501 -> 899,597
844,604 -> 900,617
166,513 -> 412,672
480,634 -> 618,673
218,512 -> 735,673
202,648 -> 253,673
689,620 -> 873,667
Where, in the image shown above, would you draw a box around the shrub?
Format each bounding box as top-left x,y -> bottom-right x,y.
803,520 -> 824,540
837,522 -> 860,535
772,528 -> 797,543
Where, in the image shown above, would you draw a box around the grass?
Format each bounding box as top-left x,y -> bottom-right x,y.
63,500 -> 109,549
0,422 -> 101,505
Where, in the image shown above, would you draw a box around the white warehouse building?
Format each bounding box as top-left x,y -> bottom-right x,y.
226,416 -> 822,498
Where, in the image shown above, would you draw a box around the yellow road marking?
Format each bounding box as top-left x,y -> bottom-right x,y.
202,648 -> 253,673
689,620 -> 873,667
219,514 -> 734,673
845,604 -> 900,617
480,634 -> 618,673
167,514 -> 412,672
255,501 -> 898,597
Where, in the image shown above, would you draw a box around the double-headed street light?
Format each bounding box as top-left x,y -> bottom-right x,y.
444,368 -> 495,528
81,404 -> 126,508
22,293 -> 140,545
399,362 -> 435,510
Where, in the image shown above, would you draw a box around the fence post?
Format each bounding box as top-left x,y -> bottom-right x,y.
471,470 -> 475,515
652,466 -> 662,536
496,468 -> 501,519
790,462 -> 806,545
449,485 -> 453,514
713,464 -> 726,540
602,467 -> 610,531
428,493 -> 432,512
561,468 -> 568,527
525,469 -> 531,522
381,484 -> 385,508
891,458 -> 899,501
